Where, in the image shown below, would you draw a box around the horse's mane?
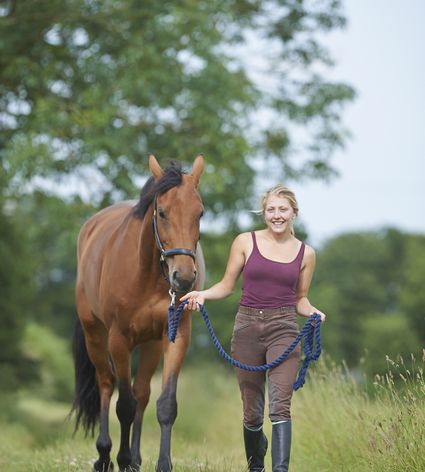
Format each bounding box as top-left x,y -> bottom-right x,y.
133,162 -> 186,219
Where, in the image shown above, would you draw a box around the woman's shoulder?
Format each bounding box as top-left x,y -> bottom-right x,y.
302,242 -> 316,261
232,232 -> 254,252
297,241 -> 315,270
233,232 -> 253,244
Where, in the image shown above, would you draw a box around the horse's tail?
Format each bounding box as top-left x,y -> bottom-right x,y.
70,317 -> 100,436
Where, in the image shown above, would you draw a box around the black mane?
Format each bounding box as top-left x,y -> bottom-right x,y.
133,162 -> 186,219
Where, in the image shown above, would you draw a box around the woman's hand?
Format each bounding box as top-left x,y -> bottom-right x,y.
180,291 -> 205,311
311,309 -> 326,323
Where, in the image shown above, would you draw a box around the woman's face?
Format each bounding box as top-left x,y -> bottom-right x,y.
263,195 -> 295,234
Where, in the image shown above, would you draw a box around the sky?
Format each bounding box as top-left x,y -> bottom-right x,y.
289,0 -> 425,246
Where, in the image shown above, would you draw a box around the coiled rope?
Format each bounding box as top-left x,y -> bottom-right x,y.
168,300 -> 321,390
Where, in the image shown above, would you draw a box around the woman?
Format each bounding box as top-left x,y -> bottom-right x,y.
181,185 -> 326,472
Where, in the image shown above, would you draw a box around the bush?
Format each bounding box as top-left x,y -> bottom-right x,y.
21,323 -> 74,401
359,313 -> 422,378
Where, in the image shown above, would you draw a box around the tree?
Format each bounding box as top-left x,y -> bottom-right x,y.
310,229 -> 423,367
0,196 -> 37,389
310,232 -> 391,364
12,192 -> 95,335
399,235 -> 425,341
1,0 -> 354,224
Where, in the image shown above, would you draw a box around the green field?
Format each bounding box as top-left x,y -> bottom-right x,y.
1,355 -> 424,472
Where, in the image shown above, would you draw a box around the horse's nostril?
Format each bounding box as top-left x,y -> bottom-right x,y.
172,270 -> 179,281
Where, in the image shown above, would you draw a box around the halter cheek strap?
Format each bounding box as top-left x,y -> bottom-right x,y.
152,195 -> 197,283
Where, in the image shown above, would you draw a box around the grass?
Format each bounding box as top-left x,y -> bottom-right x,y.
0,352 -> 424,471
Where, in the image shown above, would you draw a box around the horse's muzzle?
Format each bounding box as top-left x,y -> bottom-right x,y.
170,270 -> 197,293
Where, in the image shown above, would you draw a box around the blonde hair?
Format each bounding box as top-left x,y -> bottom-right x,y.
259,185 -> 299,235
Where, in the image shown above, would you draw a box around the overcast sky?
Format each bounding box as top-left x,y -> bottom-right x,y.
288,0 -> 425,246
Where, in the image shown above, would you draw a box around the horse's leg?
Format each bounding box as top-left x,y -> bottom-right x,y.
156,312 -> 192,472
77,294 -> 115,472
131,340 -> 162,470
108,328 -> 137,472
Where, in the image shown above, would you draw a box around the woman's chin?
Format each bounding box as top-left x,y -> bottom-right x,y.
268,224 -> 287,233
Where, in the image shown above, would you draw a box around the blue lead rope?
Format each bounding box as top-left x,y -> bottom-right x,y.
168,301 -> 322,391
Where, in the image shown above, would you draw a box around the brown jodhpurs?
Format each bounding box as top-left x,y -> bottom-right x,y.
230,305 -> 301,429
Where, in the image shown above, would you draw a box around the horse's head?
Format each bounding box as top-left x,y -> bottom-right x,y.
149,154 -> 204,293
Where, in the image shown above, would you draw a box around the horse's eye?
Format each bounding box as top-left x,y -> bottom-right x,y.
200,211 -> 204,219
158,209 -> 166,219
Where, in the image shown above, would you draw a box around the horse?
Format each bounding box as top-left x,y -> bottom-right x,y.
72,155 -> 205,472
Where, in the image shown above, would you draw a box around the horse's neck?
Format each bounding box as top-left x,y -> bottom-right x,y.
137,212 -> 164,286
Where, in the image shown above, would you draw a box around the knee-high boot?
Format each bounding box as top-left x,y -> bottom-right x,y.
271,420 -> 291,471
243,425 -> 268,472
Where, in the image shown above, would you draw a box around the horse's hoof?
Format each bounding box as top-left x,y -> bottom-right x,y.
130,453 -> 141,471
118,465 -> 139,472
93,459 -> 114,471
155,460 -> 172,472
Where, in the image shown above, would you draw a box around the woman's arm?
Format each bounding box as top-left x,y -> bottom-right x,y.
296,246 -> 326,322
180,233 -> 248,310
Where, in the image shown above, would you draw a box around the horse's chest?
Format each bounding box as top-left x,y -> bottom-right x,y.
126,304 -> 168,344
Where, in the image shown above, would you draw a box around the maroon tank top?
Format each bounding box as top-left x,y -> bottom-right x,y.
240,232 -> 305,309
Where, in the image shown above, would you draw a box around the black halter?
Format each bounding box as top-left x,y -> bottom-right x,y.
152,194 -> 196,283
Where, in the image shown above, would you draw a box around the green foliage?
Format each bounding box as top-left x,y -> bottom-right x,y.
12,192 -> 95,336
359,313 -> 421,378
21,322 -> 74,401
399,235 -> 425,340
1,0 -> 354,220
309,228 -> 424,366
0,199 -> 37,390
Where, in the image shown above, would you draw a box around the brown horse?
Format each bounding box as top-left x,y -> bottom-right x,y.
72,155 -> 205,472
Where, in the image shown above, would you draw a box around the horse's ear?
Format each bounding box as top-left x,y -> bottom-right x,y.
192,154 -> 204,187
149,154 -> 164,180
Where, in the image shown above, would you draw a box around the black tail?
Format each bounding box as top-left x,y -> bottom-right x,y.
70,318 -> 100,436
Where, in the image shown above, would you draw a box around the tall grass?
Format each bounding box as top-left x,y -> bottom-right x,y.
0,352 -> 424,471
292,352 -> 425,472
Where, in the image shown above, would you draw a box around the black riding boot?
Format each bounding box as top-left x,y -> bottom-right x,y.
243,425 -> 268,472
271,420 -> 292,472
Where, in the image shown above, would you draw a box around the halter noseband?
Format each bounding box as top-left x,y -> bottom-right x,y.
152,194 -> 196,283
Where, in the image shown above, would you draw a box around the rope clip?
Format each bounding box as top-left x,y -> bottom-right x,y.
168,289 -> 176,308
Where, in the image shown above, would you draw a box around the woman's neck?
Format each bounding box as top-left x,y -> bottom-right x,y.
263,228 -> 294,243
